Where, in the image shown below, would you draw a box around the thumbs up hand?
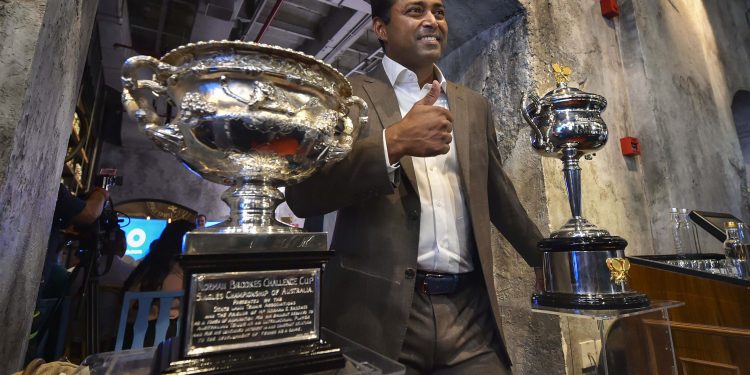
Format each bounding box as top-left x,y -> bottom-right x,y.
384,81 -> 454,164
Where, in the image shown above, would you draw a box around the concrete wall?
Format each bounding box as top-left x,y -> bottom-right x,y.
0,0 -> 97,371
616,0 -> 750,254
734,91 -> 750,182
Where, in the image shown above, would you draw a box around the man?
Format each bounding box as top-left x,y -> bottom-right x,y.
28,183 -> 109,361
286,0 -> 543,373
194,214 -> 207,229
41,184 -> 109,294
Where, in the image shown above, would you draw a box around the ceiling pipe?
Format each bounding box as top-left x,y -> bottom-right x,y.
242,0 -> 268,41
255,0 -> 284,43
311,0 -> 371,13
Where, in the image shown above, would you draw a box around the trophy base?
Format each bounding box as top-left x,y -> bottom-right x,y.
153,337 -> 345,374
532,291 -> 650,310
183,231 -> 328,255
536,235 -> 651,309
170,231 -> 343,373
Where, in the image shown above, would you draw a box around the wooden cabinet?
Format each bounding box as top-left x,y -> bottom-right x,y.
628,257 -> 750,375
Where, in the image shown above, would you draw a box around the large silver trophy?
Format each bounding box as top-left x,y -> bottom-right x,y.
122,41 -> 366,373
521,64 -> 648,309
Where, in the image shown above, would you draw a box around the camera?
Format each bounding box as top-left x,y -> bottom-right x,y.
94,168 -> 123,232
94,168 -> 123,191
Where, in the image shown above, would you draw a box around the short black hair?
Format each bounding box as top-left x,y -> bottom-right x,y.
371,0 -> 394,24
371,0 -> 394,49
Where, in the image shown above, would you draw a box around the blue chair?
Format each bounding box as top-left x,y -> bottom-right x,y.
114,291 -> 183,351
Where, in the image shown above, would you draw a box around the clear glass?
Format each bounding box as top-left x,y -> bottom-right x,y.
533,301 -> 682,375
669,208 -> 686,256
678,209 -> 698,254
664,257 -> 742,277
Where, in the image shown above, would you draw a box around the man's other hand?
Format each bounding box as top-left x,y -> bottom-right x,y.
384,81 -> 453,163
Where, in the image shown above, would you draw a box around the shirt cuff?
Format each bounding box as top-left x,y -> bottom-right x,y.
382,130 -> 400,185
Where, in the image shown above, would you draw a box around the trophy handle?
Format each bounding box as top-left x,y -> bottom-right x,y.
520,91 -> 544,140
344,95 -> 368,141
322,95 -> 368,163
121,56 -> 176,135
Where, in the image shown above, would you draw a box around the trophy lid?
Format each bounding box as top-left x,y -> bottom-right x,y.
539,63 -> 607,110
540,83 -> 607,111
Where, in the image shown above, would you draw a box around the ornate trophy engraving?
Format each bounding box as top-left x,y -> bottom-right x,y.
122,41 -> 367,373
521,64 -> 649,309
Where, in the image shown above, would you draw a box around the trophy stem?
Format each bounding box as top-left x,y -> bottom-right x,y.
552,147 -> 610,238
220,178 -> 298,233
561,147 -> 582,219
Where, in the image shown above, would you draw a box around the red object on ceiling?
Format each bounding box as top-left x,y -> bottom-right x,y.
601,0 -> 620,19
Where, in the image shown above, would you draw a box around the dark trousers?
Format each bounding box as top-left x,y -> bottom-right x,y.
398,272 -> 511,375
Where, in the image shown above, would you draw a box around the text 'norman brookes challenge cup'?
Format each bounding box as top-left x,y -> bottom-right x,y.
122,40 -> 367,239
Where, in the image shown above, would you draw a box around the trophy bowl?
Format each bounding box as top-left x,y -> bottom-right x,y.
522,84 -> 608,158
122,40 -> 367,235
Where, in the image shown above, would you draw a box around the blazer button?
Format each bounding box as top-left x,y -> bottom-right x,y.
404,268 -> 416,279
408,209 -> 419,220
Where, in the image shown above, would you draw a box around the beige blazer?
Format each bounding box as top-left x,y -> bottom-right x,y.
286,67 -> 542,362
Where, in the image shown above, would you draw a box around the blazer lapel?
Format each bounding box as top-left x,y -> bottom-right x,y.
361,66 -> 418,189
446,82 -> 471,198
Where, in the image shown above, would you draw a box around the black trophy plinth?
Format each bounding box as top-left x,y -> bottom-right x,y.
154,336 -> 343,374
531,236 -> 650,310
152,231 -> 345,374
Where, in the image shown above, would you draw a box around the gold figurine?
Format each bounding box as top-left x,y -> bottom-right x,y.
552,63 -> 572,84
606,257 -> 631,286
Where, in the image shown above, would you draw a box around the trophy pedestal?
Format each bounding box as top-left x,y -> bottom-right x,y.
153,231 -> 345,374
532,236 -> 649,309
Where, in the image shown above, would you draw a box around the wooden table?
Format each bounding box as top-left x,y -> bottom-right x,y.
629,255 -> 750,375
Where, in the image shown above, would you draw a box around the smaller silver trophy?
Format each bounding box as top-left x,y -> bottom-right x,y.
122,40 -> 367,373
521,64 -> 648,309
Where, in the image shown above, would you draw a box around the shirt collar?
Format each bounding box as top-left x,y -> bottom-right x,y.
382,55 -> 447,92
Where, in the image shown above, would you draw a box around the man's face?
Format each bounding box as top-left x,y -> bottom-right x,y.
375,0 -> 448,71
196,216 -> 206,228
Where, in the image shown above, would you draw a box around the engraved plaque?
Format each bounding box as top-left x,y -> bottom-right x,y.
184,269 -> 320,356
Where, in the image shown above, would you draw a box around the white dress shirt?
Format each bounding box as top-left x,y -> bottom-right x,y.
381,56 -> 474,274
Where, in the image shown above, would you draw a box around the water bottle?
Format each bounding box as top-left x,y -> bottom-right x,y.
678,208 -> 698,254
732,223 -> 750,278
670,208 -> 686,257
723,222 -> 745,277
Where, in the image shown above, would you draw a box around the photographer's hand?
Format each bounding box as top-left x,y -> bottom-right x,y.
73,187 -> 110,225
